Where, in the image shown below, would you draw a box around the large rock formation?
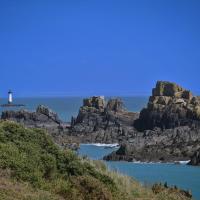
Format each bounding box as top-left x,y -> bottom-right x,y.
104,126 -> 200,162
70,96 -> 139,143
104,81 -> 200,164
134,81 -> 200,131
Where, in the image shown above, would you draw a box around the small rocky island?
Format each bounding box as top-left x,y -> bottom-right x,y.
1,81 -> 200,165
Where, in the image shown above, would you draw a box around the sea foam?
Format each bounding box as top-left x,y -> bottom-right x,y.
82,143 -> 119,147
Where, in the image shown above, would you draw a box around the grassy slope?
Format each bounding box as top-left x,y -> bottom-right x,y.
0,121 -> 192,200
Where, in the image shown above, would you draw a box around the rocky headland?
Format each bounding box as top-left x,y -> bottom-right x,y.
1,81 -> 200,165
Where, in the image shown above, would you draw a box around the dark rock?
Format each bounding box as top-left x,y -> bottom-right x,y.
36,105 -> 61,124
104,126 -> 200,162
70,96 -> 139,143
188,148 -> 200,166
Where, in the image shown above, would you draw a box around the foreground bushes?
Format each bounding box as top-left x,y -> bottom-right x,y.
0,121 -> 193,200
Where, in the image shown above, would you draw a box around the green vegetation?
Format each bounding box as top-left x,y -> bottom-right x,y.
0,120 -> 192,200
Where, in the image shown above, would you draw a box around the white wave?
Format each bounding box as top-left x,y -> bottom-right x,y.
131,160 -> 191,165
82,143 -> 119,147
177,160 -> 190,164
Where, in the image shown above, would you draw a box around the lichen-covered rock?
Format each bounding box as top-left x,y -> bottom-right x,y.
152,81 -> 192,99
134,81 -> 200,131
83,96 -> 105,110
106,98 -> 125,112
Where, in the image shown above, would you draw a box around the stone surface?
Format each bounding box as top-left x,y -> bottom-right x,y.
134,81 -> 200,131
106,98 -> 125,112
83,96 -> 105,110
70,97 -> 139,143
188,148 -> 200,166
104,126 -> 200,162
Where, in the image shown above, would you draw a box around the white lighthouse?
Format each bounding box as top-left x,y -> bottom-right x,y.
8,90 -> 13,104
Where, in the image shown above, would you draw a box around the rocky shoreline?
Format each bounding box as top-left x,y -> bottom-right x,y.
1,81 -> 200,165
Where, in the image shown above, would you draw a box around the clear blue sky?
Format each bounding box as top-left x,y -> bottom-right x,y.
0,0 -> 200,97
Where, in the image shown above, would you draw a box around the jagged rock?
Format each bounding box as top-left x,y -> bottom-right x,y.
104,126 -> 200,162
152,81 -> 192,99
134,81 -> 200,131
36,105 -> 61,123
188,149 -> 200,166
70,97 -> 139,143
104,82 -> 200,164
106,98 -> 125,112
1,105 -> 62,126
83,96 -> 105,110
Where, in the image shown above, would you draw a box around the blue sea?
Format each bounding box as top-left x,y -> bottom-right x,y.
0,96 -> 199,199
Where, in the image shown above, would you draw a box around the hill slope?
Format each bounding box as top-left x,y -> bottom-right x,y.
0,120 -> 192,200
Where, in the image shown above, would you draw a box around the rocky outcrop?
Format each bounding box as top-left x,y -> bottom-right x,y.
104,126 -> 200,162
188,148 -> 200,166
1,105 -> 74,148
104,81 -> 200,164
134,81 -> 200,131
83,96 -> 105,110
70,96 -> 139,143
1,105 -> 62,127
106,98 -> 125,112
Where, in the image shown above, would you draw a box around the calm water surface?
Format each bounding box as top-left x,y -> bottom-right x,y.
78,144 -> 200,200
